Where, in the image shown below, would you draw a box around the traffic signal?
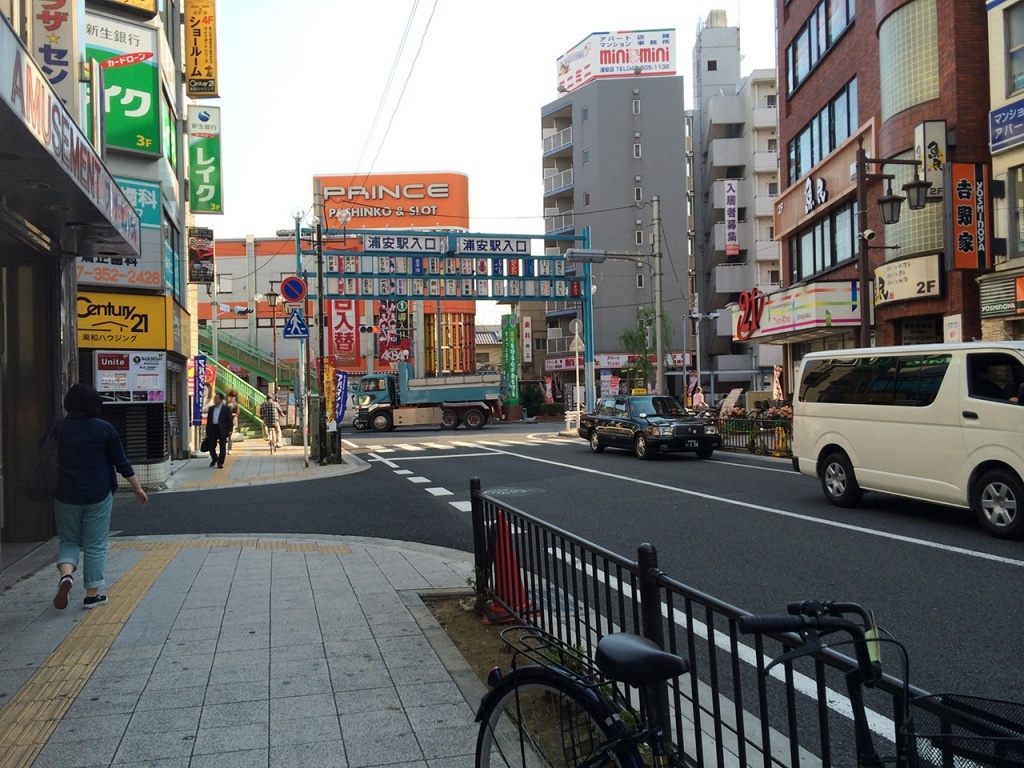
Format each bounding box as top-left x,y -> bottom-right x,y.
358,325 -> 379,333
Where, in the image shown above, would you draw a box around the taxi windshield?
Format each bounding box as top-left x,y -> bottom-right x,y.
632,396 -> 682,417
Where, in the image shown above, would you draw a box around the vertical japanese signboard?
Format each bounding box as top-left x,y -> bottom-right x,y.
724,179 -> 740,256
522,316 -> 533,364
328,300 -> 359,368
192,355 -> 206,425
187,226 -> 214,283
914,120 -> 946,201
184,0 -> 219,97
31,0 -> 82,113
943,162 -> 990,271
187,105 -> 223,212
85,13 -> 160,154
501,314 -> 520,407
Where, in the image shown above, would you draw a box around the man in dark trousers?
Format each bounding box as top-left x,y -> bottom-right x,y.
206,393 -> 232,468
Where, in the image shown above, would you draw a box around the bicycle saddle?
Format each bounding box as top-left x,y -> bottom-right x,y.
595,633 -> 689,688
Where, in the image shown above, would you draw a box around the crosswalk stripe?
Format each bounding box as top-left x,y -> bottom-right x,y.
478,441 -> 507,446
427,487 -> 454,497
421,442 -> 456,450
449,500 -> 473,512
393,444 -> 425,451
408,476 -> 431,484
452,441 -> 476,448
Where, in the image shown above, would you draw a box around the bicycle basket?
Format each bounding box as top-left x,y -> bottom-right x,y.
905,694 -> 1024,768
498,626 -> 606,687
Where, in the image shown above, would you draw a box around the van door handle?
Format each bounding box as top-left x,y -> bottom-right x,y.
962,410 -> 979,420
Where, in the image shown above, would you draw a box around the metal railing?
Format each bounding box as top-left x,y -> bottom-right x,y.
470,478 -> 928,768
544,210 -> 574,233
713,417 -> 793,456
543,126 -> 573,154
209,359 -> 266,424
543,168 -> 574,195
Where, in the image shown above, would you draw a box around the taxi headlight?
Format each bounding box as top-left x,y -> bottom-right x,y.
704,425 -> 718,435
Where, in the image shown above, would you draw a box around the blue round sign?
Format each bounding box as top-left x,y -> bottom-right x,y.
280,276 -> 307,303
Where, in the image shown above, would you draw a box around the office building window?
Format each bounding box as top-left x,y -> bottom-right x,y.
582,106 -> 589,121
634,186 -> 642,202
633,143 -> 642,158
787,78 -> 858,184
636,273 -> 645,289
632,98 -> 640,114
766,93 -> 777,107
584,192 -> 591,207
767,138 -> 777,152
218,274 -> 233,294
1009,4 -> 1024,93
790,201 -> 858,282
635,231 -> 644,246
787,0 -> 855,93
1011,166 -> 1024,257
768,182 -> 779,196
583,149 -> 590,164
708,60 -> 717,71
535,338 -> 547,351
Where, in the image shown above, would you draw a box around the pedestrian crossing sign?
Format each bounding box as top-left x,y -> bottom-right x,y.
283,307 -> 310,339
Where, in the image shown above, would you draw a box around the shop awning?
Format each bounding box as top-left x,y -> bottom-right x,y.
0,18 -> 139,260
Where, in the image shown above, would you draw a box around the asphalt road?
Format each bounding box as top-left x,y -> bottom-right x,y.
114,420 -> 1024,703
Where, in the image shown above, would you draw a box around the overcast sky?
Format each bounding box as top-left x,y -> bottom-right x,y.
195,0 -> 777,320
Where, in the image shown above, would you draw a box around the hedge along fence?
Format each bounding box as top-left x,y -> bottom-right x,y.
714,417 -> 793,457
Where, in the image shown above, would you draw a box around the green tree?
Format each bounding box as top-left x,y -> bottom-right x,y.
616,308 -> 674,391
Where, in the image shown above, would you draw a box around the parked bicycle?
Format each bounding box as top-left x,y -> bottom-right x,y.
474,625 -> 688,767
739,600 -> 1024,768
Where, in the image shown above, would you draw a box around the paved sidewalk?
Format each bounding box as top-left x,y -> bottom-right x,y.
0,440 -> 486,767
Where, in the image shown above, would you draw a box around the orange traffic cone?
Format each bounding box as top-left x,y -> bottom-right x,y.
482,511 -> 534,625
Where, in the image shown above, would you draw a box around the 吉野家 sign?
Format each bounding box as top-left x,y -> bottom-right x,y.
93,350 -> 166,403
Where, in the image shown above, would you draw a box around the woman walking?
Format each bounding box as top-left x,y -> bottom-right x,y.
52,384 -> 147,610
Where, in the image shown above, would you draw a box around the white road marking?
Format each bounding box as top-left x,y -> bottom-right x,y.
407,476 -> 431,484
449,500 -> 473,512
393,443 -> 425,451
367,453 -> 399,468
342,439 -> 360,448
422,442 -> 456,450
481,447 -> 1024,568
477,440 -> 508,446
452,441 -> 477,448
375,448 -> 396,454
427,487 -> 454,497
374,452 -> 499,461
393,469 -> 413,475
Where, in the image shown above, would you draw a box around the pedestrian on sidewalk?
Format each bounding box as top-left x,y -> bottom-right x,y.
259,386 -> 285,452
225,389 -> 239,455
206,393 -> 232,468
52,384 -> 148,610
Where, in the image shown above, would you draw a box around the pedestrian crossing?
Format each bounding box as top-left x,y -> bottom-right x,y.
344,436 -> 579,453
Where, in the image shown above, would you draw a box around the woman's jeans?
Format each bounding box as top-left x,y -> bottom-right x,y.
53,493 -> 113,589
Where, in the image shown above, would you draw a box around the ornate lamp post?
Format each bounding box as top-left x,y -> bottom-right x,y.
266,289 -> 279,389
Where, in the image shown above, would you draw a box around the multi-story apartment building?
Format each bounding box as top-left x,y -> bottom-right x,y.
541,30 -> 689,402
0,2 -> 188,554
748,0 -> 991,395
690,10 -> 783,399
982,1 -> 1024,341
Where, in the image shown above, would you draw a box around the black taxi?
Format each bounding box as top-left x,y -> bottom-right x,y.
577,395 -> 720,460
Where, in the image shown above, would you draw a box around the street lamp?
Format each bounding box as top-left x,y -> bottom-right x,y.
854,137 -> 932,346
266,289 -> 279,389
689,294 -> 720,404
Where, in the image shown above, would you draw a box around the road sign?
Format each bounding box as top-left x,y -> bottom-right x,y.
569,319 -> 584,335
283,307 -> 310,339
569,336 -> 585,353
280,276 -> 307,303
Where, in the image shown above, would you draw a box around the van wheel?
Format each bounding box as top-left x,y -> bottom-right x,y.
973,469 -> 1024,539
821,452 -> 862,507
371,412 -> 393,433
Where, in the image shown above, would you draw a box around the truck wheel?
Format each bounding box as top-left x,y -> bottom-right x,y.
463,409 -> 486,429
371,412 -> 393,433
441,409 -> 460,429
973,469 -> 1024,539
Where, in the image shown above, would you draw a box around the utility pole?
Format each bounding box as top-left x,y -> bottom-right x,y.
314,179 -> 328,464
652,195 -> 663,395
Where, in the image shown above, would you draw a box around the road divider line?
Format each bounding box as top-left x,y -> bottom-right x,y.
483,447 -> 1024,567
367,453 -> 399,468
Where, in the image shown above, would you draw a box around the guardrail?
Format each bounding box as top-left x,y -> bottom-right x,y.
713,417 -> 792,457
470,478 -> 927,767
210,359 -> 266,423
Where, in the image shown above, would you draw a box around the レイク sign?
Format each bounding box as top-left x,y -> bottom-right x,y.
187,106 -> 223,212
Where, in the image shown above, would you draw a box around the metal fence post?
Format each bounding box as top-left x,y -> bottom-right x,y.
470,477 -> 486,600
637,543 -> 671,736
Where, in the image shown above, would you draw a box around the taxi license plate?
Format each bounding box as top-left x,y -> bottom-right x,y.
684,440 -> 698,448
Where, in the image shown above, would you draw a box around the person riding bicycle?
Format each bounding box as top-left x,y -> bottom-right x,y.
258,388 -> 285,449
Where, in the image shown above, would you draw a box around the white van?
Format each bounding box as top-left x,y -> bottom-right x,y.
792,342 -> 1024,539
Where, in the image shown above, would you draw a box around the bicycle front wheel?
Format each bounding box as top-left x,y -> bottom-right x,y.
475,665 -> 643,768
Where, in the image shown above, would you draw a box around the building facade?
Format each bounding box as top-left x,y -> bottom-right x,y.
541,30 -> 689,401
982,0 -> 1024,340
690,10 -> 783,400
749,0 -> 992,394
0,2 -> 156,554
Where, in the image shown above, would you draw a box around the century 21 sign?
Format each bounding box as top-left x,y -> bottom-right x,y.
77,291 -> 166,349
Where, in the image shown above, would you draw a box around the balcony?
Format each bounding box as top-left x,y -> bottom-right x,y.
545,210 -> 575,233
713,220 -> 743,255
752,106 -> 778,130
754,240 -> 780,262
707,95 -> 744,139
543,126 -> 573,156
544,167 -> 574,196
754,194 -> 776,218
714,313 -> 735,340
708,138 -> 747,170
713,262 -> 752,295
753,150 -> 778,174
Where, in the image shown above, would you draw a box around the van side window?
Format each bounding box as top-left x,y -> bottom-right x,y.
800,355 -> 950,406
967,353 -> 1024,402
